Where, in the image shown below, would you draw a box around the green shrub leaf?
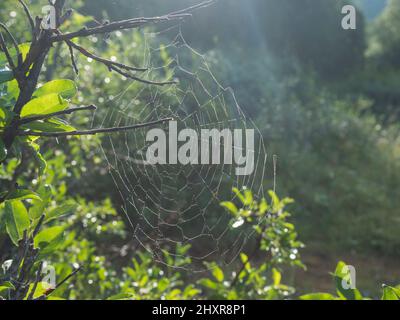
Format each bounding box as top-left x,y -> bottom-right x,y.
5,201 -> 30,246
220,201 -> 238,215
198,278 -> 218,290
21,93 -> 68,118
28,142 -> 47,176
21,118 -> 76,133
0,43 -> 30,66
29,185 -> 52,220
300,293 -> 337,300
334,261 -> 363,300
107,293 -> 133,300
0,69 -> 14,84
0,281 -> 15,294
212,266 -> 224,282
6,189 -> 42,202
34,226 -> 65,255
272,268 -> 281,286
34,80 -> 77,99
382,285 -> 400,300
45,204 -> 77,223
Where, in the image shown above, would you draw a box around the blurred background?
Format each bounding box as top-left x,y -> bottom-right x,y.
1,0 -> 400,297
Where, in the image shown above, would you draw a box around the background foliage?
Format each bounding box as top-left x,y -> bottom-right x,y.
1,0 -> 400,299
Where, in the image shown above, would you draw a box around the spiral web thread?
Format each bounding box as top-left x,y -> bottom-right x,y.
92,24 -> 269,272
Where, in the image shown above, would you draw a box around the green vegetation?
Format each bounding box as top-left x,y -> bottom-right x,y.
1,0 -> 400,300
301,261 -> 400,300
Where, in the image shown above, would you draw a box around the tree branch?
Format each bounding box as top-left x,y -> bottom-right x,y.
35,265 -> 83,299
64,38 -> 175,85
18,117 -> 173,137
0,22 -> 21,66
49,0 -> 214,43
64,39 -> 147,72
66,41 -> 79,74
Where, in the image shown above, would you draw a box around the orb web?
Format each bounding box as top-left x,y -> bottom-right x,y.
91,25 -> 268,272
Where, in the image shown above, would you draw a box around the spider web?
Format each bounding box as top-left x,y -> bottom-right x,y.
90,24 -> 269,272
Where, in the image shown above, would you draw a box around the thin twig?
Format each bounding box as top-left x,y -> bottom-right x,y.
27,261 -> 43,300
50,15 -> 188,42
0,31 -> 16,70
65,39 -> 147,72
60,9 -> 74,26
66,41 -> 79,74
0,22 -> 21,66
18,0 -> 35,37
54,266 -> 83,290
36,265 -> 83,299
18,117 -> 173,137
169,0 -> 215,15
109,64 -> 177,86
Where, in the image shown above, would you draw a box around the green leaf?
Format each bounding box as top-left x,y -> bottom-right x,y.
20,93 -> 68,118
5,201 -> 30,246
0,281 -> 15,294
240,253 -> 251,271
272,268 -> 281,286
34,226 -> 64,255
5,79 -> 19,101
0,137 -> 7,162
220,201 -> 238,215
258,198 -> 269,215
198,278 -> 218,290
6,189 -> 42,202
45,204 -> 77,223
28,142 -> 47,176
0,43 -> 31,66
382,285 -> 400,300
24,282 -> 52,300
29,185 -> 52,220
34,80 -> 77,99
243,188 -> 253,206
0,106 -> 6,121
107,293 -> 133,300
300,293 -> 337,300
268,190 -> 280,209
0,69 -> 14,84
47,296 -> 65,300
212,266 -> 224,282
21,118 -> 76,133
334,261 -> 363,300
0,105 -> 12,127
35,151 -> 47,176
233,187 -> 246,204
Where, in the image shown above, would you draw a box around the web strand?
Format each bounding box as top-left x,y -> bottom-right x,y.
93,24 -> 269,272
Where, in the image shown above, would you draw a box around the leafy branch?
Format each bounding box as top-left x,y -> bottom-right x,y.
0,0 -> 213,300
18,117 -> 174,138
0,0 -> 214,151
